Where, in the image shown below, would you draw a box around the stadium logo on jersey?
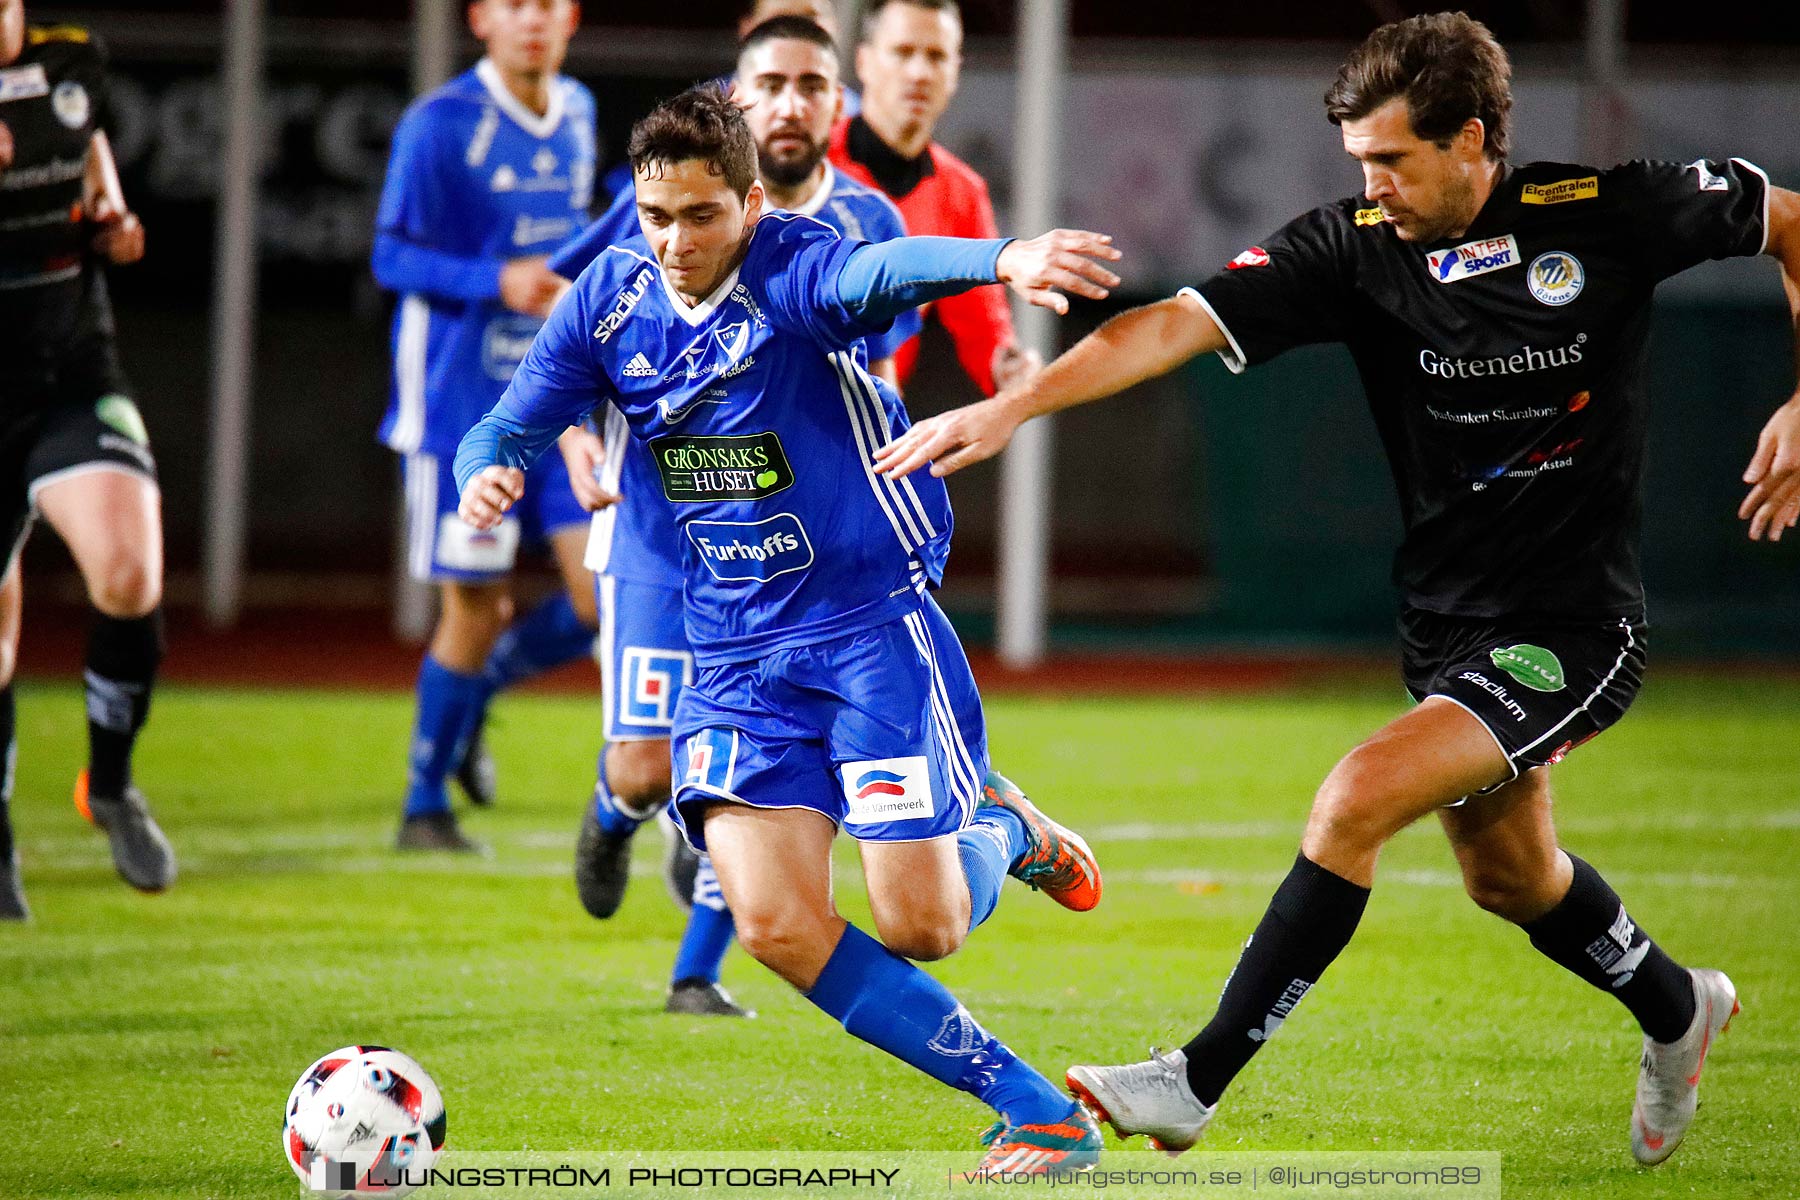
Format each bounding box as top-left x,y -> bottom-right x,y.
840,755 -> 934,824
594,268 -> 654,344
687,513 -> 814,582
1521,176 -> 1598,205
620,647 -> 693,726
1426,234 -> 1519,283
1687,159 -> 1729,192
1353,207 -> 1385,227
1527,251 -> 1585,306
650,432 -> 795,502
51,80 -> 89,129
1226,247 -> 1269,270
1489,644 -> 1566,692
0,64 -> 49,102
490,164 -> 518,192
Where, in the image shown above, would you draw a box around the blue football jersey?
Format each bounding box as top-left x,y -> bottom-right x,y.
558,166 -> 921,589
490,214 -> 953,666
374,59 -> 596,458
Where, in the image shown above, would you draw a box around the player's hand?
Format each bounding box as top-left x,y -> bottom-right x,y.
1739,394 -> 1800,541
89,196 -> 145,265
992,343 -> 1043,391
994,229 -> 1121,315
874,393 -> 1025,479
500,255 -> 563,318
557,425 -> 621,512
0,120 -> 13,173
458,465 -> 525,530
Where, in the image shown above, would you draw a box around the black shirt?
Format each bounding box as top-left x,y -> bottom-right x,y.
845,114 -> 934,200
1195,157 -> 1771,620
0,26 -> 116,403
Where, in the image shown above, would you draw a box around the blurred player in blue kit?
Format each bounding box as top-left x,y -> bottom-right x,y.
456,87 -> 1124,1170
546,17 -> 915,1018
372,0 -> 597,852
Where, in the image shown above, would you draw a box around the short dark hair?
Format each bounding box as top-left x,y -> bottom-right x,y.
627,85 -> 760,199
1324,12 -> 1512,162
861,0 -> 960,43
740,15 -> 838,60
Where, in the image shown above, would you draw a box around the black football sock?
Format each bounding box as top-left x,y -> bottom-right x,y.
1182,852 -> 1370,1106
0,684 -> 14,862
84,610 -> 164,799
1520,853 -> 1697,1043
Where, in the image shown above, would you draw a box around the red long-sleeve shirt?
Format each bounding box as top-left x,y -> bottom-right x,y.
828,117 -> 1015,396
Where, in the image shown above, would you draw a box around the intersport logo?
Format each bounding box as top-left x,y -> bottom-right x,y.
1426,234 -> 1520,283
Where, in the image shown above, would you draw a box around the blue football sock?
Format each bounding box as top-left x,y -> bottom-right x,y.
590,753 -> 656,837
806,924 -> 1075,1127
670,857 -> 735,985
482,592 -> 596,693
403,656 -> 485,818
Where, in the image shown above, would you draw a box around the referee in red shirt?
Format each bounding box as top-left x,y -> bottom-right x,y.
829,0 -> 1036,395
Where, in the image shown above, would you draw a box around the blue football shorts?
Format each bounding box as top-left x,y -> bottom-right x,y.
669,596 -> 989,852
402,447 -> 589,583
597,574 -> 692,742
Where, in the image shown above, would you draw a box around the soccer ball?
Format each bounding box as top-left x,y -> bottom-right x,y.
282,1045 -> 446,1197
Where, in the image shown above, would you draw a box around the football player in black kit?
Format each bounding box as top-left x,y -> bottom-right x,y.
0,1 -> 174,921
877,12 -> 1800,1168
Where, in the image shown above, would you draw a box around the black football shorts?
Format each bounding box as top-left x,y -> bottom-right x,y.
1400,604 -> 1646,787
1,365 -> 158,570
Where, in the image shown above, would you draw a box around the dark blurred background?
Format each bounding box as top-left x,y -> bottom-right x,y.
24,2 -> 1800,656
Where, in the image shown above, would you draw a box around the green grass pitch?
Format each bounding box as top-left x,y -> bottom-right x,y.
1,675 -> 1796,1198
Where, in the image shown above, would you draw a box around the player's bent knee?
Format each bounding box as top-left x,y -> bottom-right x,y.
731,908 -> 835,988
1308,757 -> 1407,850
871,912 -> 965,963
85,553 -> 160,617
1459,862 -> 1559,923
607,739 -> 673,808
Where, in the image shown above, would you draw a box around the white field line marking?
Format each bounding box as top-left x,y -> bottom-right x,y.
1088,809 -> 1800,842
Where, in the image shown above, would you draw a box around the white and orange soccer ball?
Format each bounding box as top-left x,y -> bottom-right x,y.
282,1046 -> 446,1198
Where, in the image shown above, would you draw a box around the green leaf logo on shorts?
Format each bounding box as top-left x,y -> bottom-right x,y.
95,394 -> 149,446
1489,644 -> 1565,692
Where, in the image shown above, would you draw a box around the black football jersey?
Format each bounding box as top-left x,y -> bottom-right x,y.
1192,157 -> 1770,620
0,26 -> 116,398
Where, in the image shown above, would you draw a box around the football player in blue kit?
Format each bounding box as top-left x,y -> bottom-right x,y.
372,0 -> 598,851
547,17 -> 917,1019
456,87 -> 1121,1171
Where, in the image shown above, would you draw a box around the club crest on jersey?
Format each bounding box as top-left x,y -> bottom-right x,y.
51,79 -> 89,128
1226,247 -> 1269,270
1426,234 -> 1519,283
839,755 -> 934,824
1528,251 -> 1585,306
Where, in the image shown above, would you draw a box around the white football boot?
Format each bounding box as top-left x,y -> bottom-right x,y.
1067,1048 -> 1216,1155
1630,968 -> 1739,1165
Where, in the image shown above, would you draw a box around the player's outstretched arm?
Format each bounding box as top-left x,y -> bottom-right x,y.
875,290 -> 1227,479
834,231 -> 1120,326
1739,184 -> 1800,541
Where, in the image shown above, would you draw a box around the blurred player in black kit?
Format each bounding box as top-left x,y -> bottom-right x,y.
880,11 -> 1800,1168
0,0 -> 173,920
